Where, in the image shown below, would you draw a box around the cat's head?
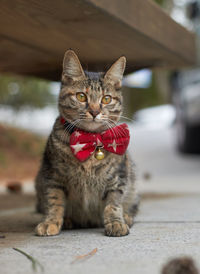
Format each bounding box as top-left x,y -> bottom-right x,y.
59,50 -> 126,132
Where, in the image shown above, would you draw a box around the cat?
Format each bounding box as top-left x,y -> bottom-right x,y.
162,257 -> 199,274
35,50 -> 139,237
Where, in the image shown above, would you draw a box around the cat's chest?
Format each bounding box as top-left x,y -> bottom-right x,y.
66,150 -> 109,177
67,176 -> 104,212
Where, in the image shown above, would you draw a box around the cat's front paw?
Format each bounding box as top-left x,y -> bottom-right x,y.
104,221 -> 129,237
35,222 -> 61,236
123,213 -> 134,228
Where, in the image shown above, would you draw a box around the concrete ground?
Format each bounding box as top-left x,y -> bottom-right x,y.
0,125 -> 200,274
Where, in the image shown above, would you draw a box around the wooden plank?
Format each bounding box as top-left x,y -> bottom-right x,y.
89,0 -> 195,65
0,0 -> 196,80
0,36 -> 56,74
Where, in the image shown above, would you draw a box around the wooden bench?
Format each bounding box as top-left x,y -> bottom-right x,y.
0,0 -> 196,80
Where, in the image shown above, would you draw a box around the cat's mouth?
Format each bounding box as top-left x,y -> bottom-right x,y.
71,117 -> 109,133
62,115 -> 112,133
80,119 -> 107,132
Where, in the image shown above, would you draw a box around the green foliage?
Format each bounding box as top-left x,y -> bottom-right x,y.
154,0 -> 164,5
122,73 -> 166,118
0,74 -> 56,110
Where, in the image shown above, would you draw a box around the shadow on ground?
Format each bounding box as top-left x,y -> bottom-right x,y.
0,194 -> 41,236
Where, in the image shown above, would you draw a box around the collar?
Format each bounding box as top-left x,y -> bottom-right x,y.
60,117 -> 76,134
60,116 -> 130,161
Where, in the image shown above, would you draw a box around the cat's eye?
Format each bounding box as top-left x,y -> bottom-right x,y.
102,95 -> 112,104
76,92 -> 87,102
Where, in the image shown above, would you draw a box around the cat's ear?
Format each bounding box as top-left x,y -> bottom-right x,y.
104,56 -> 126,89
62,50 -> 86,82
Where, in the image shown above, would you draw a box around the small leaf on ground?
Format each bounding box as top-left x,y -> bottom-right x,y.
71,248 -> 98,264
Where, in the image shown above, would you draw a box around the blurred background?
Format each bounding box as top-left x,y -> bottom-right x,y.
0,0 -> 200,188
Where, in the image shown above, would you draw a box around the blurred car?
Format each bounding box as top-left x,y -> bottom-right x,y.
171,69 -> 200,153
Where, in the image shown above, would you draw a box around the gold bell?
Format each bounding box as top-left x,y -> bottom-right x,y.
95,147 -> 104,160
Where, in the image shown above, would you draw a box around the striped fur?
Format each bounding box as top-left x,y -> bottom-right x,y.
35,50 -> 139,237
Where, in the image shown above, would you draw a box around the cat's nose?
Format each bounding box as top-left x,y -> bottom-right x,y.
89,110 -> 100,118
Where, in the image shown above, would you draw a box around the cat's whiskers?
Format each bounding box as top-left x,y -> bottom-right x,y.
101,117 -> 120,139
103,118 -> 127,140
61,118 -> 83,142
103,120 -> 119,142
102,120 -> 115,141
108,118 -> 129,137
110,114 -> 134,123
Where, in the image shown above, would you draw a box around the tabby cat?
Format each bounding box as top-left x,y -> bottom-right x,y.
35,50 -> 139,237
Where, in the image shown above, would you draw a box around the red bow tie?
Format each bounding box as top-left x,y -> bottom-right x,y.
60,118 -> 130,162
